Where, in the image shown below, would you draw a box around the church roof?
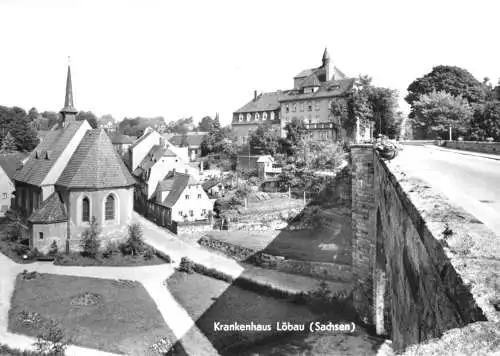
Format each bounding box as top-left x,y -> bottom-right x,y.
28,191 -> 68,224
56,129 -> 135,189
156,172 -> 198,208
14,121 -> 86,186
234,91 -> 282,114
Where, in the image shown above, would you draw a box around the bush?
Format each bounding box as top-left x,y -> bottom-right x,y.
33,319 -> 69,356
118,242 -> 133,256
102,241 -> 117,259
80,217 -> 101,258
13,243 -> 30,257
155,250 -> 171,263
126,223 -> 145,256
177,257 -> 195,274
143,246 -> 155,260
48,241 -> 58,256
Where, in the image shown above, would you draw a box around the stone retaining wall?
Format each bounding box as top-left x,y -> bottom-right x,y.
443,140 -> 500,155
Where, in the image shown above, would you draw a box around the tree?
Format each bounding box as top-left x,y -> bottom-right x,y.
412,90 -> 473,139
33,319 -> 69,355
9,113 -> 39,152
27,107 -> 40,123
0,131 -> 17,152
469,101 -> 500,141
406,66 -> 486,114
125,223 -> 145,256
248,123 -> 279,155
198,116 -> 214,131
80,217 -> 101,258
367,86 -> 399,137
76,111 -> 98,129
41,111 -> 60,128
280,117 -> 307,156
168,117 -> 194,134
179,132 -> 189,147
200,117 -> 226,156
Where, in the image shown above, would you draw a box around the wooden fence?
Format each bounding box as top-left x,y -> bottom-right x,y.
134,192 -> 177,233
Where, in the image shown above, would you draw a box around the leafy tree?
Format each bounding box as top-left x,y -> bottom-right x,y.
9,113 -> 39,152
179,132 -> 189,147
125,223 -> 145,256
27,107 -> 40,123
76,111 -> 98,129
168,117 -> 194,134
80,217 -> 101,258
412,90 -> 473,139
367,86 -> 399,137
0,131 -> 17,152
281,117 -> 307,156
200,117 -> 227,156
198,116 -> 214,131
248,123 -> 279,155
41,111 -> 60,128
406,66 -> 486,114
469,101 -> 500,141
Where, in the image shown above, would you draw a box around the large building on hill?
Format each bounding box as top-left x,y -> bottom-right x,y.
232,48 -> 356,144
13,65 -> 136,253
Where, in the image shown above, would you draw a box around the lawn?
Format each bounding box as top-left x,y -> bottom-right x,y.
8,273 -> 182,356
54,250 -> 169,266
204,212 -> 352,264
167,271 -> 321,355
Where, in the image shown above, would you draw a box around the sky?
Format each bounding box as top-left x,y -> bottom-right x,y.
0,0 -> 499,126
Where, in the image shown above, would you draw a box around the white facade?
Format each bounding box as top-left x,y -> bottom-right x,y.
0,166 -> 14,216
169,183 -> 215,222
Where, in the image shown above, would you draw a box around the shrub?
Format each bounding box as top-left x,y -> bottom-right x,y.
126,223 -> 145,256
33,319 -> 69,356
155,250 -> 171,263
80,217 -> 101,258
102,241 -> 117,258
48,241 -> 58,256
118,242 -> 133,256
13,243 -> 30,257
177,257 -> 195,274
143,246 -> 155,260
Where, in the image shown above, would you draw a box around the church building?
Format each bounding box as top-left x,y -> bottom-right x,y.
13,64 -> 136,253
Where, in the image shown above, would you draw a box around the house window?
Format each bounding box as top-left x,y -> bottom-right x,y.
263,112 -> 268,120
271,112 -> 275,120
246,113 -> 251,121
286,105 -> 289,113
189,210 -> 194,216
315,101 -> 320,110
308,102 -> 312,111
198,194 -> 201,199
2,193 -> 6,199
255,113 -> 260,120
105,195 -> 115,220
82,197 -> 90,222
202,209 -> 206,215
185,194 -> 190,200
39,232 -> 43,240
292,104 -> 297,112
239,114 -> 243,121
300,103 -> 304,112
179,211 -> 183,216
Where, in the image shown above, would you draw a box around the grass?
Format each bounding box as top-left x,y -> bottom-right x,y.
8,273 -> 177,355
167,271 -> 353,355
0,239 -> 36,264
54,250 -> 169,266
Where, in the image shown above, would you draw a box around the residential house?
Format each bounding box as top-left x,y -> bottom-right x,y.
0,152 -> 29,216
256,155 -> 282,179
232,48 -> 367,143
13,64 -> 135,253
152,172 -> 215,223
98,116 -> 116,131
202,179 -> 226,198
107,132 -> 136,156
168,132 -> 207,161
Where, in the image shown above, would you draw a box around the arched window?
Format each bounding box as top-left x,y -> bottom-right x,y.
255,113 -> 260,120
270,112 -> 275,121
239,114 -> 243,121
246,113 -> 251,121
82,197 -> 90,222
263,112 -> 268,120
105,195 -> 115,220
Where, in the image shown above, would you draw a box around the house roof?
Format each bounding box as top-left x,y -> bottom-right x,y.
56,129 -> 136,189
279,78 -> 355,102
257,155 -> 274,163
14,121 -> 86,186
108,132 -> 135,145
132,145 -> 178,178
28,191 -> 67,224
202,178 -> 221,190
129,129 -> 154,150
156,172 -> 198,208
0,153 -> 29,180
234,91 -> 282,114
294,68 -> 316,79
168,134 -> 206,148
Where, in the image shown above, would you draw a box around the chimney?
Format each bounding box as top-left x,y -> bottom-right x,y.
254,90 -> 257,101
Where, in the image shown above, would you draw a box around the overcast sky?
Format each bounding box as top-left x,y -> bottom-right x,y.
0,0 -> 499,126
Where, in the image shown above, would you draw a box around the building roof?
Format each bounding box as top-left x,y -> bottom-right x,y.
132,145 -> 178,178
107,132 -> 136,145
0,153 -> 29,180
56,129 -> 136,189
14,121 -> 86,186
202,178 -> 221,190
234,91 -> 281,114
168,133 -> 206,148
28,191 -> 68,224
279,78 -> 355,102
156,172 -> 198,208
256,155 -> 274,163
129,129 -> 154,150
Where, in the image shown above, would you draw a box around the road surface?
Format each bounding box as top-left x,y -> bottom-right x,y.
393,145 -> 500,234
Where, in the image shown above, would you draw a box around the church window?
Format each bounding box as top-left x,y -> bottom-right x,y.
189,210 -> 194,216
179,211 -> 183,216
82,197 -> 90,222
105,195 -> 115,220
198,194 -> 202,199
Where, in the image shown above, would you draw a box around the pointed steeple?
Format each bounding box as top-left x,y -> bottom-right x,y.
322,47 -> 330,63
322,48 -> 331,82
61,57 -> 78,121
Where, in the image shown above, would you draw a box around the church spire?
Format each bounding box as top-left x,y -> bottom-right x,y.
322,47 -> 330,63
61,57 -> 78,119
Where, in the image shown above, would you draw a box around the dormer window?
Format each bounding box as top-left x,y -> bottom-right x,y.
263,112 -> 268,120
270,112 -> 275,121
292,104 -> 297,112
239,114 -> 243,122
286,105 -> 289,113
246,113 -> 251,121
255,113 -> 260,121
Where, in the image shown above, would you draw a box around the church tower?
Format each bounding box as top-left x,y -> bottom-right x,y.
60,59 -> 78,126
322,47 -> 331,82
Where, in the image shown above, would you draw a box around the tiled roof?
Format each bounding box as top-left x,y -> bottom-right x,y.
234,91 -> 281,114
132,145 -> 178,178
332,66 -> 347,79
28,191 -> 67,224
279,78 -> 355,102
14,121 -> 86,186
301,74 -> 321,87
0,153 -> 29,180
56,129 -> 136,189
202,178 -> 221,190
108,132 -> 135,145
168,134 -> 206,148
129,130 -> 153,149
294,68 -> 316,78
156,172 -> 198,208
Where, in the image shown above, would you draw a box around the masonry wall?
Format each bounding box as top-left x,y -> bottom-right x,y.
372,150 -> 487,351
443,140 -> 500,155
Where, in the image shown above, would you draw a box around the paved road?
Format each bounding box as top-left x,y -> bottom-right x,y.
394,145 -> 500,234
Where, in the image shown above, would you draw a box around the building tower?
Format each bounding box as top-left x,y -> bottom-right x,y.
60,58 -> 78,126
322,47 -> 331,81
